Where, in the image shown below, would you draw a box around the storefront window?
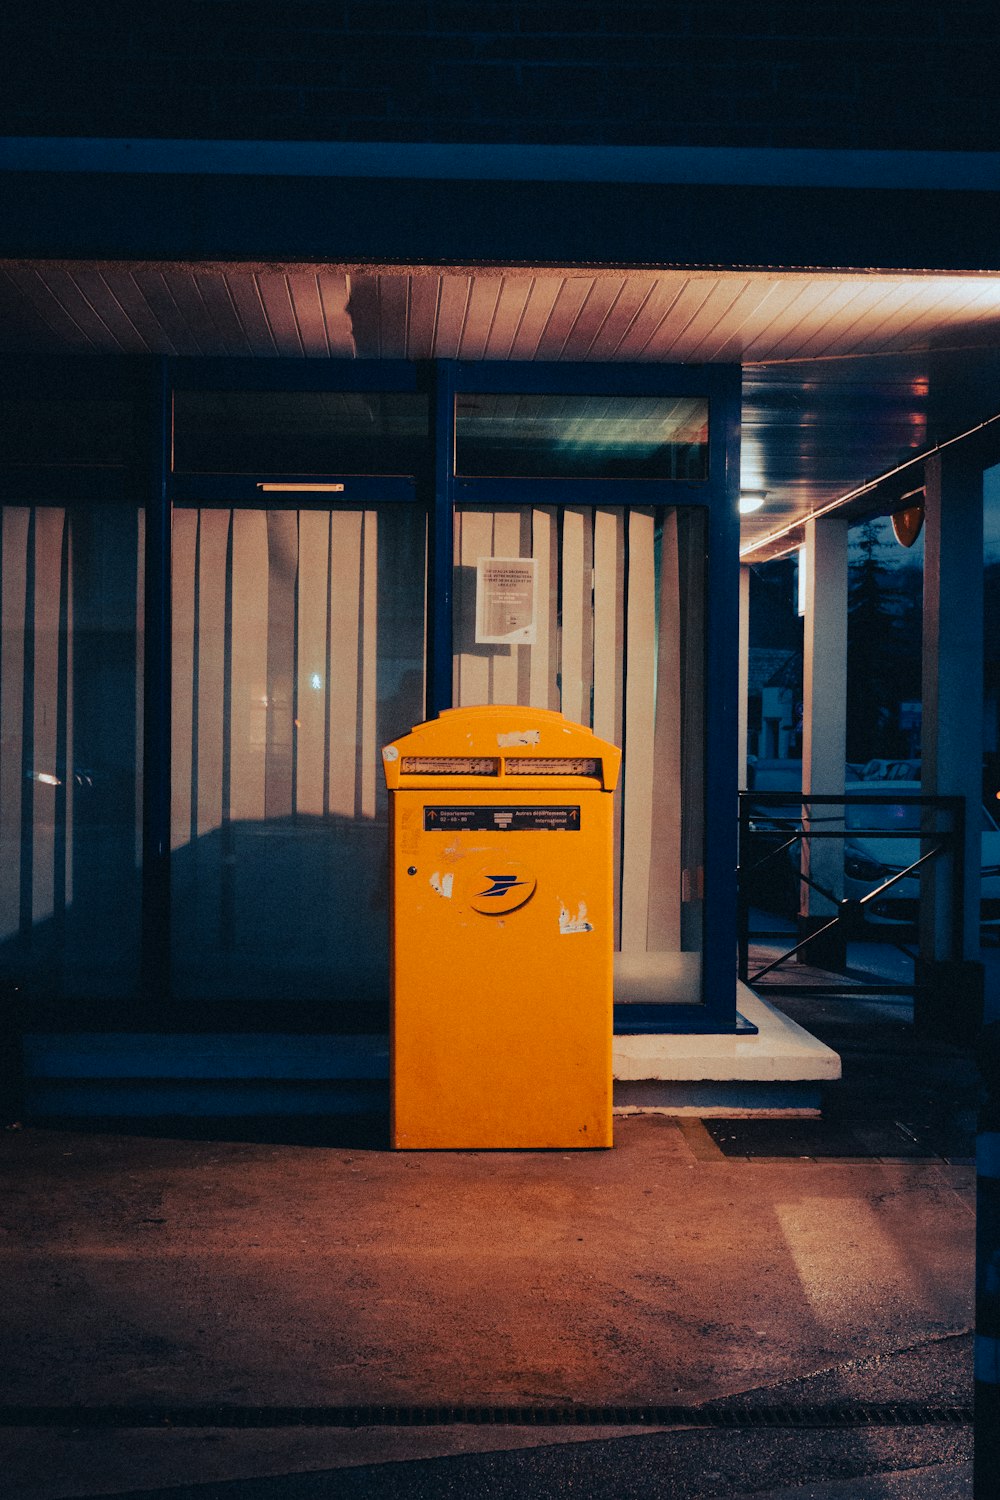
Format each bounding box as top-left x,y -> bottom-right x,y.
455,394 -> 708,480
452,503 -> 706,1005
0,364 -> 733,1030
169,501 -> 426,1003
172,391 -> 429,475
0,397 -> 133,467
0,502 -> 144,997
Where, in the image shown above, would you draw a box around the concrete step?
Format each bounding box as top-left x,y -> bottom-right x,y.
19,987 -> 839,1119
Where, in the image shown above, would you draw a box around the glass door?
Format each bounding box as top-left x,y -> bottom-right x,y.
169,501 -> 426,1007
0,500 -> 144,1001
452,503 -> 706,1006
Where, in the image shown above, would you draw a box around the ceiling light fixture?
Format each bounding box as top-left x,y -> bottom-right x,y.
891,486 -> 925,548
739,488 -> 767,514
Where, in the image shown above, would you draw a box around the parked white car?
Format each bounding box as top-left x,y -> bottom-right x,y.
854,758 -> 921,782
842,781 -> 1000,934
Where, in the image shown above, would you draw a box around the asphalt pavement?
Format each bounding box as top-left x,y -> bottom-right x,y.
0,976 -> 982,1499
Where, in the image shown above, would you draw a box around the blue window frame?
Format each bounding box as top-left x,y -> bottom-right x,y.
442,361 -> 741,1035
0,353 -> 741,1036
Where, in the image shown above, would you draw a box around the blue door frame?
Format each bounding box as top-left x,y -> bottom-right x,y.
1,353 -> 741,1034
441,360 -> 742,1034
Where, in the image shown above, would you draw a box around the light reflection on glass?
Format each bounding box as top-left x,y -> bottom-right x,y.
455,394 -> 708,480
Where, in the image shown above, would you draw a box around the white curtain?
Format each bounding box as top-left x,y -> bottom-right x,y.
453,504 -> 704,971
170,503 -> 425,1002
0,504 -> 143,995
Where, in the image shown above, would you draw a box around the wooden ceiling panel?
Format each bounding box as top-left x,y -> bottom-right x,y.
4,265 -> 103,350
643,279 -> 717,359
609,276 -> 688,360
254,275 -> 305,357
431,275 -> 472,359
95,269 -> 184,355
826,282 -> 962,359
6,263 -> 999,367
129,270 -> 207,357
780,281 -> 908,361
531,278 -> 595,361
344,275 -> 382,359
457,278 -> 505,362
317,273 -> 355,358
740,279 -> 867,362
961,290 -> 1000,334
667,278 -> 754,362
557,277 -> 630,361
688,278 -> 788,362
30,267 -> 127,351
210,273 -> 278,356
163,271 -> 232,359
583,276 -> 656,361
404,274 -> 439,359
189,271 -> 253,357
869,282 -> 1000,354
2,260 -> 999,556
506,277 -> 565,361
372,276 -> 410,360
59,267 -> 147,352
825,283 -> 952,356
0,268 -> 67,350
481,278 -> 533,361
284,273 -> 333,358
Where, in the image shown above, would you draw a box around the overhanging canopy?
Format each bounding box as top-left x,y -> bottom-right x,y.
3,257 -> 1000,556
3,140 -> 1000,556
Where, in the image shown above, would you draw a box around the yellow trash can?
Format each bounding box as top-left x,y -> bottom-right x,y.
381,705 -> 621,1149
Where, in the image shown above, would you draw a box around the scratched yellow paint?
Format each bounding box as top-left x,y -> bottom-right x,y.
382,707 -> 621,1150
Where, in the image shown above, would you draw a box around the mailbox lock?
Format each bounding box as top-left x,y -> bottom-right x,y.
407,866 -> 418,876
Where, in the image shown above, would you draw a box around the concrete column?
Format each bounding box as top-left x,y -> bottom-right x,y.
799,517 -> 848,965
738,563 -> 750,791
918,449 -> 985,1036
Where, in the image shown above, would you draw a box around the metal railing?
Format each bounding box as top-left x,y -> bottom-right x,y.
737,791 -> 965,995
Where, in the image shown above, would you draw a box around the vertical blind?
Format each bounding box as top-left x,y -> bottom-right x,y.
453,505 -> 705,964
1,496 -> 703,1005
0,503 -> 144,997
171,504 -> 425,1002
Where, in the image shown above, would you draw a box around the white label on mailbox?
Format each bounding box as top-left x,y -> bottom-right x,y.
559,901 -> 594,935
497,729 -> 541,748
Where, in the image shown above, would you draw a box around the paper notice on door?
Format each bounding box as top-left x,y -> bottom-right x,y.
475,557 -> 538,645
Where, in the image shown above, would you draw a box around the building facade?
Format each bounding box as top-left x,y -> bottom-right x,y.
1,6 -> 998,1115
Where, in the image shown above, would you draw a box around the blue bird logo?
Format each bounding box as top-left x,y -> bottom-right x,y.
476,874 -> 527,898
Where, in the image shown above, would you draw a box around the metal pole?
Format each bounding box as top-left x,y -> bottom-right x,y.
975,1021 -> 1000,1498
737,796 -> 749,983
425,360 -> 454,719
140,357 -> 172,1003
951,795 -> 966,965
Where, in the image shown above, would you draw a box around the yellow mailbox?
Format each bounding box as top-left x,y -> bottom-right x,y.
381,705 -> 621,1150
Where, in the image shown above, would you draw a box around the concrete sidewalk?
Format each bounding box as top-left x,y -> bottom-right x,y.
0,1090 -> 976,1499
0,976 -> 983,1498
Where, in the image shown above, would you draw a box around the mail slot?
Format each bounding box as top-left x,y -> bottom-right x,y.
382,705 -> 621,1149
